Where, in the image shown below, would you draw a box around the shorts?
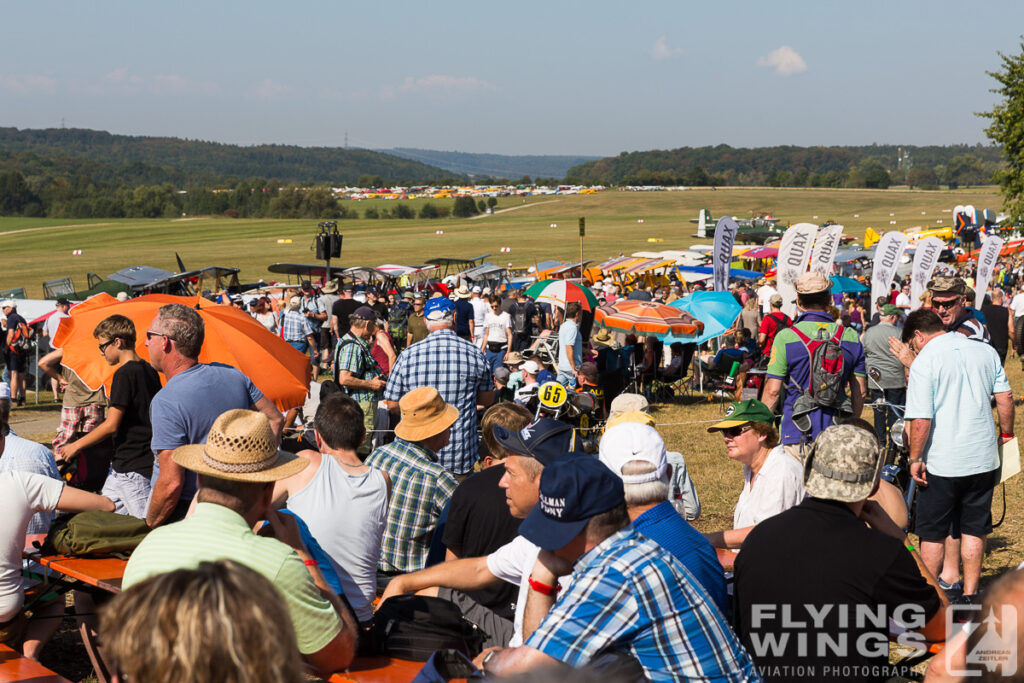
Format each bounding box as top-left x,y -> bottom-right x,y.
436,587 -> 514,649
5,352 -> 26,374
915,468 -> 999,539
102,469 -> 153,519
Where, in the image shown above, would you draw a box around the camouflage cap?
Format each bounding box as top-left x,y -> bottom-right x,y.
927,276 -> 966,296
803,424 -> 883,503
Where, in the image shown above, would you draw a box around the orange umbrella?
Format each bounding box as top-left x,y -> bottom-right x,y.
53,293 -> 311,411
594,300 -> 704,338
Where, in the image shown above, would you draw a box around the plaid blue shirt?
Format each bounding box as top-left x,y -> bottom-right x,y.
280,310 -> 316,342
526,527 -> 761,683
365,438 -> 456,572
0,432 -> 61,535
383,329 -> 492,474
334,333 -> 382,404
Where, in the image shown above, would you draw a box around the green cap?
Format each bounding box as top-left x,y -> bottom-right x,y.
706,399 -> 776,432
881,304 -> 903,317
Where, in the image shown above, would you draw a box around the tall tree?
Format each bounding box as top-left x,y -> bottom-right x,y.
981,40 -> 1024,221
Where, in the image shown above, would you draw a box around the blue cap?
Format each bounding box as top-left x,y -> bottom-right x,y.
519,457 -> 625,551
493,418 -> 580,467
424,296 -> 455,320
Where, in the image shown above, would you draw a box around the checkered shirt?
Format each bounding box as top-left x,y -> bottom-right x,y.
383,329 -> 492,474
333,333 -> 382,403
280,310 -> 316,342
1,432 -> 61,535
365,438 -> 456,573
526,527 -> 760,683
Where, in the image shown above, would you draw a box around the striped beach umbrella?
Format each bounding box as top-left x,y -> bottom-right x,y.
523,279 -> 596,311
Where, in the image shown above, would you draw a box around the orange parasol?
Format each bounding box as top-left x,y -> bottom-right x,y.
53,293 -> 311,411
594,300 -> 704,338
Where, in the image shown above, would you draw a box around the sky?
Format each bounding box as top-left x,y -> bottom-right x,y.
2,1 -> 1023,156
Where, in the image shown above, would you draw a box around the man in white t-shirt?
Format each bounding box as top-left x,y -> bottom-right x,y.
378,419 -> 579,648
0,404 -> 114,657
894,283 -> 912,311
513,361 -> 541,405
756,277 -> 778,315
470,287 -> 489,346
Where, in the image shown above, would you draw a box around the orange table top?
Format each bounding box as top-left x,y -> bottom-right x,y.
0,644 -> 71,682
715,547 -> 736,571
34,555 -> 127,594
329,656 -> 425,683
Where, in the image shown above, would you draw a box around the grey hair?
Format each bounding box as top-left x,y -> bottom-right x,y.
621,461 -> 670,507
156,303 -> 205,359
425,314 -> 454,330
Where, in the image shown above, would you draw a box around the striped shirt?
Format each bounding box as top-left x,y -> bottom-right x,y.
383,329 -> 492,474
526,527 -> 761,682
123,502 -> 341,655
365,438 -> 456,572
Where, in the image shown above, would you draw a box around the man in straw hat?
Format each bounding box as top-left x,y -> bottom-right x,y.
483,457 -> 757,680
734,424 -> 948,682
761,271 -> 867,462
124,409 -> 358,675
145,303 -> 283,527
366,387 -> 459,586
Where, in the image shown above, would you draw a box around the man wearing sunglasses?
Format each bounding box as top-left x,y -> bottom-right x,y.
927,276 -> 989,342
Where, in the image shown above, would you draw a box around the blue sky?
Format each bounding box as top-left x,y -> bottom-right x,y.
2,1 -> 1023,155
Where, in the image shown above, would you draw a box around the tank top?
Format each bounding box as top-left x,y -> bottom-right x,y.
286,454 -> 388,622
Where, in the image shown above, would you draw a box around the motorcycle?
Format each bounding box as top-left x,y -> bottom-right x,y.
866,367 -> 916,524
517,380 -> 601,454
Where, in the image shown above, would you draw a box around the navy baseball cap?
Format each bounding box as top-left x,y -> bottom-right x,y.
424,296 -> 455,320
519,457 -> 625,551
493,418 -> 580,467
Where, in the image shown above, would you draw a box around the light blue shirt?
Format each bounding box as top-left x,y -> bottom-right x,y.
557,319 -> 582,374
905,332 -> 1010,477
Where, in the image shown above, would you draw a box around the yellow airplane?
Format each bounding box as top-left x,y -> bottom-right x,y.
864,226 -> 954,248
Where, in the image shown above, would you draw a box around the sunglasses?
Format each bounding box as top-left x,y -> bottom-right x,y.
932,298 -> 961,310
721,424 -> 754,439
98,339 -> 117,353
145,330 -> 176,342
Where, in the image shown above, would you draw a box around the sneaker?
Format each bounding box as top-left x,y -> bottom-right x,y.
939,578 -> 963,599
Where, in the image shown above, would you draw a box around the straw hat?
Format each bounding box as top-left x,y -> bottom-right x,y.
393,387 -> 459,442
172,410 -> 308,483
591,328 -> 614,346
321,280 -> 339,294
455,284 -> 472,299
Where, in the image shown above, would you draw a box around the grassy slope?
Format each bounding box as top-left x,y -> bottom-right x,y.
0,187 -> 1002,298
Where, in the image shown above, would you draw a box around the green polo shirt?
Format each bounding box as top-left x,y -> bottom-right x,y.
123,502 -> 341,654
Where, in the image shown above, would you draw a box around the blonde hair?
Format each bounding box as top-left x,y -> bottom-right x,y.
100,561 -> 305,683
480,402 -> 533,461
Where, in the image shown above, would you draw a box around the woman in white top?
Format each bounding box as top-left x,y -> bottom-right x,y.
703,399 -> 805,552
252,297 -> 278,334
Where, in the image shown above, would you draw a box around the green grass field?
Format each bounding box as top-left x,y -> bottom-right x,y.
0,186 -> 1003,298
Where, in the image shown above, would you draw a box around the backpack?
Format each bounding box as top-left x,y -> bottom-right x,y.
42,510 -> 151,557
790,323 -> 847,409
9,321 -> 32,354
369,595 -> 485,661
512,302 -> 530,336
389,304 -> 411,344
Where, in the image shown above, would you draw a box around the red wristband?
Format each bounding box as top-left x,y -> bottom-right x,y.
303,559 -> 319,566
528,576 -> 560,596
1002,433 -> 1015,440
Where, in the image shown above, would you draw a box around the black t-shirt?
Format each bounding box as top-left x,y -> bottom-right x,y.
370,301 -> 389,321
108,360 -> 163,478
454,299 -> 475,337
331,299 -> 362,339
442,464 -> 521,619
982,303 -> 1009,353
734,498 -> 941,683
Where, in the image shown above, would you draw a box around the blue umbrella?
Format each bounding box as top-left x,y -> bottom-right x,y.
830,275 -> 868,294
665,291 -> 742,345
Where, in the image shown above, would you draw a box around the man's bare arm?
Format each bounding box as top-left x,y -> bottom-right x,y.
252,395 -> 284,441
486,646 -> 561,677
146,450 -> 184,527
378,556 -> 498,604
57,486 -> 115,513
995,390 -> 1015,441
761,377 -> 783,413
851,375 -> 867,418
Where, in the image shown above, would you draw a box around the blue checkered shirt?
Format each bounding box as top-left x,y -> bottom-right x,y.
0,432 -> 62,535
334,333 -> 383,404
383,329 -> 492,474
364,438 -> 456,572
526,527 -> 761,683
280,310 -> 316,342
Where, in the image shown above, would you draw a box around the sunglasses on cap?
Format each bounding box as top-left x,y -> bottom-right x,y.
720,424 -> 754,439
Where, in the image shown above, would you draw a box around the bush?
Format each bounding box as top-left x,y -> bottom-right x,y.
224,208 -> 240,218
419,202 -> 440,219
393,203 -> 415,219
363,207 -> 380,219
452,196 -> 479,218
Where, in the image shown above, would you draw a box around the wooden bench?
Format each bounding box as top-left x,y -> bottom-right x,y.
0,643 -> 71,682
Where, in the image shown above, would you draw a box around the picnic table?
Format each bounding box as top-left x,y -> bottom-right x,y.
330,656 -> 426,682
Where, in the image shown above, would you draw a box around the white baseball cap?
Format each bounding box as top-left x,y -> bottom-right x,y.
472,285 -> 482,294
598,422 -> 667,484
522,360 -> 540,374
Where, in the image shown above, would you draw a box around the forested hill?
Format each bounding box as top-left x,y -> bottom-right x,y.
384,148 -> 601,182
565,144 -> 1004,189
0,127 -> 461,185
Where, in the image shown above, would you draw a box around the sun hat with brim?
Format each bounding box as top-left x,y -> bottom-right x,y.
505,351 -> 524,366
455,284 -> 472,299
803,424 -> 883,503
321,281 -> 339,294
393,387 -> 459,442
519,457 -> 624,551
493,418 -> 581,467
794,271 -> 832,295
172,409 -> 308,483
607,393 -> 648,421
706,399 -> 775,432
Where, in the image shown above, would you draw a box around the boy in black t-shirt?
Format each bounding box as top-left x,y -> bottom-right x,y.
60,315 -> 162,518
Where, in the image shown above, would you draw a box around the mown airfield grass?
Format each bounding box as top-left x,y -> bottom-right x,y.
4,185 -> 1020,680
